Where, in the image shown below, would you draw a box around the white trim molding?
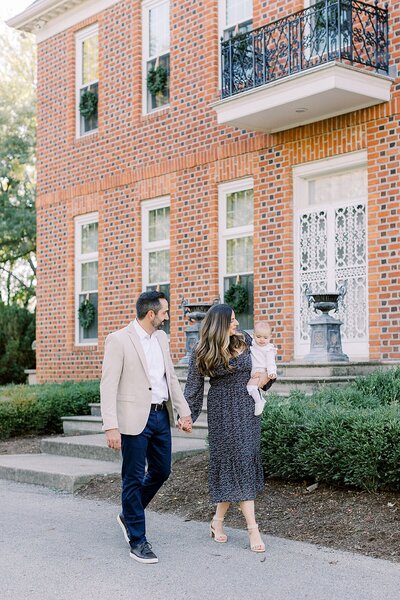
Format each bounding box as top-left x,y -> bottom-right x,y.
7,0 -> 120,42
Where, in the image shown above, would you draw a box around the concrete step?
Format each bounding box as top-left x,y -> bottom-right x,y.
62,415 -> 103,436
89,403 -> 101,417
41,434 -> 121,463
276,361 -> 398,378
270,375 -> 358,395
41,433 -> 207,461
178,377 -> 210,394
89,401 -> 208,418
0,453 -> 120,493
0,435 -> 207,493
64,410 -> 208,437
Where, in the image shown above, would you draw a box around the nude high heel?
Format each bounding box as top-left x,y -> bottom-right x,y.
210,516 -> 228,543
247,524 -> 265,553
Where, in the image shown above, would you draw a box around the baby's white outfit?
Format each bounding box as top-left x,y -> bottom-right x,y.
247,341 -> 277,416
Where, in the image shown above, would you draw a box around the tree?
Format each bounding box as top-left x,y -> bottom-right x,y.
0,300 -> 35,384
0,23 -> 36,307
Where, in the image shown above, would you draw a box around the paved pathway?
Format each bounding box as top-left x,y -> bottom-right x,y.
1,479 -> 398,600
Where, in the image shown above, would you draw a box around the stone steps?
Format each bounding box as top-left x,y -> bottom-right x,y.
0,432 -> 207,493
62,407 -> 209,438
0,452 -> 121,493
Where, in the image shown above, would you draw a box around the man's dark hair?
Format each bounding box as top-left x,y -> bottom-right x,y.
136,291 -> 166,320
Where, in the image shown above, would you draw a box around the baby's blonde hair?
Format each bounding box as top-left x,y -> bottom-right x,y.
254,320 -> 272,336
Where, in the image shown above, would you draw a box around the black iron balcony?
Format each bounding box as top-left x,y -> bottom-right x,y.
221,0 -> 389,99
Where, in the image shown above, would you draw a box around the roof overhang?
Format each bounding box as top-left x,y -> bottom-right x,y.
7,0 -> 120,40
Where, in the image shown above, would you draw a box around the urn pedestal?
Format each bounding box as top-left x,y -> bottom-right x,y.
178,298 -> 218,365
304,292 -> 349,363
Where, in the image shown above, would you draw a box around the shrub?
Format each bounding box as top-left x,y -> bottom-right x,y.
0,380 -> 98,439
261,367 -> 400,491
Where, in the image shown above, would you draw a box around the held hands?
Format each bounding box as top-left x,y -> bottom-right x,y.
105,428 -> 121,450
178,415 -> 193,434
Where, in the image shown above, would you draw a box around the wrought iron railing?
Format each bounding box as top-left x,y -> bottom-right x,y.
221,0 -> 389,98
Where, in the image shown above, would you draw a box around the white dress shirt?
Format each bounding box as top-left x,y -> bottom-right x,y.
133,319 -> 168,405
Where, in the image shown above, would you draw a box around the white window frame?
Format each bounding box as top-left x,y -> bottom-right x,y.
218,178 -> 254,300
293,151 -> 369,359
218,1 -> 253,90
75,24 -> 99,138
141,196 -> 170,291
75,212 -> 99,346
218,0 -> 253,39
142,0 -> 170,116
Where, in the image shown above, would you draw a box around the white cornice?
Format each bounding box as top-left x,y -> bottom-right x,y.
7,0 -> 121,41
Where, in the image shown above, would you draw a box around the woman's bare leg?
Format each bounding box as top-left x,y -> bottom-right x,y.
240,499 -> 265,552
211,501 -> 230,540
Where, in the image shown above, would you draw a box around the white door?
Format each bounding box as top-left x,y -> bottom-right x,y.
294,163 -> 369,360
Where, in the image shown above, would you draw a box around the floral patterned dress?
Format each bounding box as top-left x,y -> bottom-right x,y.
184,333 -> 264,503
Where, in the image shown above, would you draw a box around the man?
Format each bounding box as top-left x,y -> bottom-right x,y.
100,291 -> 193,564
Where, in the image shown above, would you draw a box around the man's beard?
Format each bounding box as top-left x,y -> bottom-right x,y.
151,318 -> 165,330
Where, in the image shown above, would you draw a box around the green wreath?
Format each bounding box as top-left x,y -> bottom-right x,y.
146,64 -> 168,96
79,89 -> 98,119
224,283 -> 249,314
78,298 -> 96,329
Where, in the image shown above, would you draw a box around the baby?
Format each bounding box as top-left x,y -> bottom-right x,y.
247,321 -> 277,416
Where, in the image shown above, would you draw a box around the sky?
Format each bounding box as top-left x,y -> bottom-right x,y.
0,0 -> 35,22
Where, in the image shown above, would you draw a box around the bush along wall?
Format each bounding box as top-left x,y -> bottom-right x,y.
0,380 -> 99,439
261,367 -> 400,492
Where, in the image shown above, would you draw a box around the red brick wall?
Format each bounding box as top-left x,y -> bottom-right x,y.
35,0 -> 400,381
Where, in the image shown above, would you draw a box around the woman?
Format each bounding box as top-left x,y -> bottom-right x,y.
184,303 -> 269,552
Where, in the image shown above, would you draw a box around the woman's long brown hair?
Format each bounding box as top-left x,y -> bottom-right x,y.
195,304 -> 247,377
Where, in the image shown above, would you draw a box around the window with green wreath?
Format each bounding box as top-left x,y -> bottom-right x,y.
219,180 -> 254,330
76,25 -> 98,136
75,215 -> 98,344
143,0 -> 170,113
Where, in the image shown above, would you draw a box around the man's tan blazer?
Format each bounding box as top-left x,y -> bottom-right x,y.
100,322 -> 191,435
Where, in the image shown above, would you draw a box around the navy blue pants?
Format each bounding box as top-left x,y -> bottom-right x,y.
121,407 -> 171,545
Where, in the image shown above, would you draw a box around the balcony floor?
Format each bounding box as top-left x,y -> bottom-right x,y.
212,62 -> 393,133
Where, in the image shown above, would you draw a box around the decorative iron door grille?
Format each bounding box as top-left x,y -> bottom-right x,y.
295,163 -> 368,359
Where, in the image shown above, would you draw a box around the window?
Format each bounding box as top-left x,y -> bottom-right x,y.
142,0 -> 170,114
75,213 -> 99,344
142,197 -> 170,334
305,0 -> 351,59
220,0 -> 253,40
219,179 -> 254,330
219,1 -> 253,93
76,25 -> 98,137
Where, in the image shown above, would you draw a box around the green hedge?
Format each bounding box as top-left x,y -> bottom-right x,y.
261,367 -> 400,491
0,380 -> 99,439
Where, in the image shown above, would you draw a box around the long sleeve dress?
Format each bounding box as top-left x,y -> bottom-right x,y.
184,333 -> 265,503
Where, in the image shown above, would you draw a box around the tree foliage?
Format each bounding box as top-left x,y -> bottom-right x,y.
0,300 -> 35,384
0,23 -> 36,306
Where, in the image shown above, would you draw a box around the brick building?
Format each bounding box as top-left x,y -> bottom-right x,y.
9,0 -> 399,383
